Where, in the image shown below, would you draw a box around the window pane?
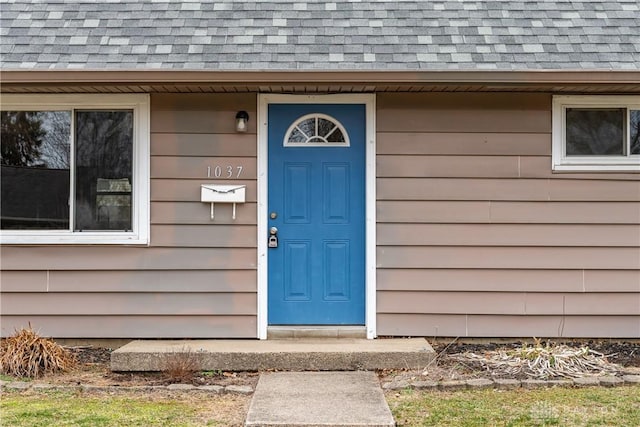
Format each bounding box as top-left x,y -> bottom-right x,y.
75,110 -> 133,231
317,118 -> 335,138
296,119 -> 315,139
288,127 -> 306,143
326,127 -> 346,143
631,110 -> 640,155
566,108 -> 624,156
1,111 -> 71,229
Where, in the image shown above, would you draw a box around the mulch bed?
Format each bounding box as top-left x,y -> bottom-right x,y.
432,340 -> 640,367
378,340 -> 639,385
6,340 -> 637,388
73,340 -> 639,366
54,347 -> 260,388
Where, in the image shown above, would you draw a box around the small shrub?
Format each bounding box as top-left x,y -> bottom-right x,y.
160,347 -> 200,383
0,324 -> 76,378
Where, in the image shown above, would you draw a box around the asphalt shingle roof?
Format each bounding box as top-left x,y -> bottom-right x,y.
1,0 -> 639,71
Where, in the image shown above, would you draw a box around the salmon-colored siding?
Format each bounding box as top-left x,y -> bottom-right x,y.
1,91 -> 638,339
376,92 -> 640,338
1,93 -> 259,338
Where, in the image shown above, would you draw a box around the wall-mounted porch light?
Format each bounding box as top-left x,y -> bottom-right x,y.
235,111 -> 249,132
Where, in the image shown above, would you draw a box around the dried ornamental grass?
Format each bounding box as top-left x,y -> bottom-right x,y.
449,340 -> 621,379
160,347 -> 200,383
0,324 -> 76,378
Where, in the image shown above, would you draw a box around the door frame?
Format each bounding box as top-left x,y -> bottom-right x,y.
257,93 -> 376,339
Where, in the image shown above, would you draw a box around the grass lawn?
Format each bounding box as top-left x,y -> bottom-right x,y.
0,390 -> 248,427
388,385 -> 640,427
2,385 -> 639,426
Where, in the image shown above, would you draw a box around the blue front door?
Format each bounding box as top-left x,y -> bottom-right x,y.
268,103 -> 366,325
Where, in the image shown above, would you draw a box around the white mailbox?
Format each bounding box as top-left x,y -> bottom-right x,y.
200,184 -> 246,220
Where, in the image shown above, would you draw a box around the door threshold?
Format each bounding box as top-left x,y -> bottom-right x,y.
268,326 -> 366,339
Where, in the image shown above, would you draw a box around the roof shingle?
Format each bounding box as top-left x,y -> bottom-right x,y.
1,0 -> 639,71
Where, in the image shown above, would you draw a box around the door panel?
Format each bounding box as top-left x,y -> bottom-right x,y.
268,103 -> 365,325
323,240 -> 350,300
284,240 -> 311,301
323,163 -> 350,223
284,163 -> 311,222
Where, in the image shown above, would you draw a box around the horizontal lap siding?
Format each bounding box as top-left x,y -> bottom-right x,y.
1,270 -> 256,293
378,314 -> 640,338
1,93 -> 259,338
376,93 -> 640,338
377,201 -> 640,223
0,316 -> 257,339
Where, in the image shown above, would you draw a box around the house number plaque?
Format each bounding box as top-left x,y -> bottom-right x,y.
207,165 -> 244,179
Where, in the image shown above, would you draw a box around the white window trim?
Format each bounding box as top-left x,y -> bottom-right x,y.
552,95 -> 640,172
0,94 -> 150,245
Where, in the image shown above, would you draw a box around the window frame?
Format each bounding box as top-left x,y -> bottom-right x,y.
552,95 -> 640,172
0,94 -> 150,245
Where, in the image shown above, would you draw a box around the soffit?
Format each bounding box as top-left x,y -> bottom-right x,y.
2,71 -> 639,94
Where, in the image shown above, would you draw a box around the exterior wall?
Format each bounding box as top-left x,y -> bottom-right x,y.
2,91 -> 639,339
376,92 -> 640,338
0,93 -> 259,338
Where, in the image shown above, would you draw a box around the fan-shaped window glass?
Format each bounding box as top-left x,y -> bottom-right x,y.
284,114 -> 349,147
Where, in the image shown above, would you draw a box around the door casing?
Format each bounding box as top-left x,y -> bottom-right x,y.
257,94 -> 376,339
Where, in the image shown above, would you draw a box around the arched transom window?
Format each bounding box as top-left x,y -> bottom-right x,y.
283,114 -> 350,147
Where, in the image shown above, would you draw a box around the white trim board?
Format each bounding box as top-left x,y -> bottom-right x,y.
257,94 -> 377,339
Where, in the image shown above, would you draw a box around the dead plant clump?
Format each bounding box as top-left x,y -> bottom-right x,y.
160,347 -> 201,383
449,340 -> 622,380
0,325 -> 76,378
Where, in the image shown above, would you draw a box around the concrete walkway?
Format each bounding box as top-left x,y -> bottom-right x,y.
245,371 -> 395,427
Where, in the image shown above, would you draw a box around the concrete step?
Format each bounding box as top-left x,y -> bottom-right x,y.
245,371 -> 395,426
267,326 -> 367,339
110,338 -> 434,372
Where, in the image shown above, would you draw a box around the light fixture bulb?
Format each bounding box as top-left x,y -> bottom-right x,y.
235,111 -> 249,132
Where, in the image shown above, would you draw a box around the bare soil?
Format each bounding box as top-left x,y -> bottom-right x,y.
26,346 -> 260,389
10,340 -> 639,388
379,340 -> 640,385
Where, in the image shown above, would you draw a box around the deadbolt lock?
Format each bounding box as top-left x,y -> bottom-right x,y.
268,226 -> 278,248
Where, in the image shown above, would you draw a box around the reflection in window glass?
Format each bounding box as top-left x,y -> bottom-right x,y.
326,128 -> 346,143
566,108 -> 624,156
317,118 -> 335,136
0,111 -> 71,229
75,110 -> 133,231
296,119 -> 315,139
631,110 -> 640,155
288,128 -> 306,143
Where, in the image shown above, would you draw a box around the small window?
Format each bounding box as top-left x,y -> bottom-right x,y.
552,96 -> 640,171
284,114 -> 349,147
0,94 -> 150,244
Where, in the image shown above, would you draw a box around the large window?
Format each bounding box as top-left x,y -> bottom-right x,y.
552,95 -> 640,171
0,94 -> 149,244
